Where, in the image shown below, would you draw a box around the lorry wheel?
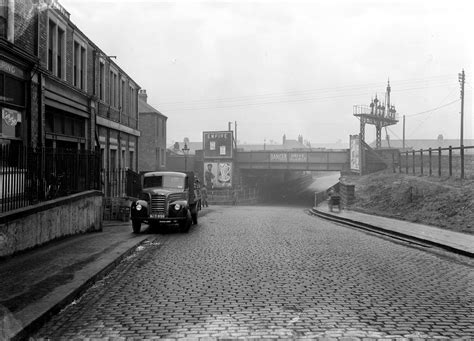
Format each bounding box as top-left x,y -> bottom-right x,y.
132,220 -> 141,234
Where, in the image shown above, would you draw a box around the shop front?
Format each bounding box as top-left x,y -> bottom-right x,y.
0,57 -> 27,148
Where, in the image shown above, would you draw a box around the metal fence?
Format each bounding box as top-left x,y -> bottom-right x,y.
398,145 -> 474,179
0,144 -> 101,213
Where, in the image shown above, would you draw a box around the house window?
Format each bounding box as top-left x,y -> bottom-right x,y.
99,61 -> 104,100
109,69 -> 118,107
110,149 -> 117,170
109,71 -> 113,104
161,148 -> 165,167
73,42 -> 79,86
100,147 -> 105,170
80,46 -> 85,89
73,38 -> 87,90
48,20 -> 55,73
57,28 -> 64,78
129,86 -> 136,117
47,17 -> 66,79
0,0 -> 12,41
129,150 -> 134,170
156,117 -> 160,137
121,79 -> 125,111
114,73 -> 118,107
0,0 -> 7,39
162,118 -> 166,140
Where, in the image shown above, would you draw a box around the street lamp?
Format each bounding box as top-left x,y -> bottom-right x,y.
182,143 -> 190,172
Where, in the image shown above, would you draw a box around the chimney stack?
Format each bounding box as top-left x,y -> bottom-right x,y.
138,89 -> 148,103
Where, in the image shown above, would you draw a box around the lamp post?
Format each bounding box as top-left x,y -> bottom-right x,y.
182,143 -> 190,172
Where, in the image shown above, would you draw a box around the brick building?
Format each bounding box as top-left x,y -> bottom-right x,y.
1,0 -> 141,198
0,0 -> 39,148
138,89 -> 167,172
39,1 -> 141,185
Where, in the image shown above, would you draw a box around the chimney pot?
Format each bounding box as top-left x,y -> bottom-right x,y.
139,89 -> 148,103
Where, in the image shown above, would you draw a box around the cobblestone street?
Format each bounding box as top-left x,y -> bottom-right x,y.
35,205 -> 474,339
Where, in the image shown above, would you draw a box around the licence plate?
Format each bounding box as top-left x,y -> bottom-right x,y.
150,214 -> 165,219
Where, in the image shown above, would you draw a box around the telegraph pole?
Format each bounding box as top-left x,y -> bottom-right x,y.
403,115 -> 406,150
234,121 -> 237,149
458,69 -> 465,179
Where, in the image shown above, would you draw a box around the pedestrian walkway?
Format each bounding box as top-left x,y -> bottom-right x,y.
312,203 -> 474,257
0,221 -> 149,340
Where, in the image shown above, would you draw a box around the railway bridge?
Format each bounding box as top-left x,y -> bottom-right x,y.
235,150 -> 349,171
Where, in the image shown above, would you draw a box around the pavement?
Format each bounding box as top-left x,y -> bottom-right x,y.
311,203 -> 474,257
1,205 -> 473,340
0,220 -> 150,340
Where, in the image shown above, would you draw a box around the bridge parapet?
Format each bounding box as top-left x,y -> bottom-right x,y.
235,150 -> 349,171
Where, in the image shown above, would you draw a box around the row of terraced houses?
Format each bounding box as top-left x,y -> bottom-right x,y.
0,0 -> 167,212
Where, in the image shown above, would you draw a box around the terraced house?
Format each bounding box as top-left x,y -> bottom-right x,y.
0,0 -> 140,212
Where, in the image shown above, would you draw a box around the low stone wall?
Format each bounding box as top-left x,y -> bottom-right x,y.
0,191 -> 103,257
314,182 -> 355,208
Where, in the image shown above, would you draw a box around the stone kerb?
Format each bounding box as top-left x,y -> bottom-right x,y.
0,191 -> 103,257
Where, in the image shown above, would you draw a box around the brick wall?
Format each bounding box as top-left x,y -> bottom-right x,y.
138,113 -> 159,172
38,10 -> 47,69
13,0 -> 36,55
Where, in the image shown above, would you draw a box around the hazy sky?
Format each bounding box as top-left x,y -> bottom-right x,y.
61,0 -> 472,146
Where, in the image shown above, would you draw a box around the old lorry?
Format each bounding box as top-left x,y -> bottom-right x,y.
130,171 -> 201,233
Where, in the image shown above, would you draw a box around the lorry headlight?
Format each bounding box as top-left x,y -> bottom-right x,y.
136,204 -> 142,211
174,203 -> 181,210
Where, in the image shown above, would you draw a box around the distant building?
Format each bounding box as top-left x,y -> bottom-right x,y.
370,135 -> 474,153
138,90 -> 167,172
237,134 -> 311,152
167,141 -> 202,156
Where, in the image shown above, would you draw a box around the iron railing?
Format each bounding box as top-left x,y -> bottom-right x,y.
398,145 -> 474,179
0,145 -> 101,213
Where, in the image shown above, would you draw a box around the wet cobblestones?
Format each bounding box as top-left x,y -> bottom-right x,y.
35,206 -> 474,339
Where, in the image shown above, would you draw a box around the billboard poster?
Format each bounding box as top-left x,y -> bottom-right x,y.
350,135 -> 360,172
204,161 -> 233,189
203,131 -> 233,159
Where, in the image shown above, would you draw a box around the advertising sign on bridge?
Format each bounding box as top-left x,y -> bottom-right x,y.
203,131 -> 233,159
350,135 -> 360,172
269,152 -> 307,163
270,153 -> 287,162
289,153 -> 307,162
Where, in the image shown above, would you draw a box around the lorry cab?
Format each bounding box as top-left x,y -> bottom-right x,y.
130,171 -> 200,233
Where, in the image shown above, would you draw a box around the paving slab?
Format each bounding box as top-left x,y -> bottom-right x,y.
312,203 -> 474,257
0,220 -> 150,340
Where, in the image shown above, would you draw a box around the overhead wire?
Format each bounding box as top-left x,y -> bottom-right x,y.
158,77 -> 456,112
158,74 -> 453,106
406,86 -> 460,138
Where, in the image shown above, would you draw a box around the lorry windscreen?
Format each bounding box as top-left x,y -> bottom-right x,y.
143,175 -> 185,189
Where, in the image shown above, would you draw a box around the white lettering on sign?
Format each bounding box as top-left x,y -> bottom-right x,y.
289,153 -> 307,162
205,132 -> 230,139
2,108 -> 21,126
270,153 -> 287,162
0,60 -> 23,77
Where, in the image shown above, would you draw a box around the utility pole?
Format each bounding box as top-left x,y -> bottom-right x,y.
403,115 -> 405,150
458,69 -> 465,179
234,121 -> 237,149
